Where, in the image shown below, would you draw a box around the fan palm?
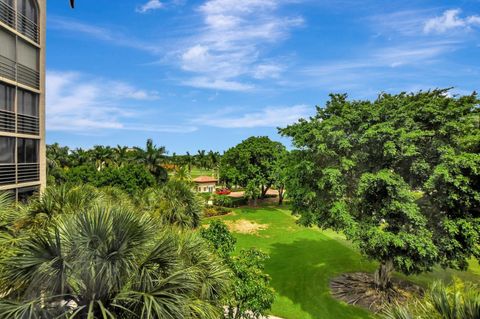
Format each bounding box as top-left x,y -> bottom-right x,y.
0,203 -> 230,318
140,181 -> 202,230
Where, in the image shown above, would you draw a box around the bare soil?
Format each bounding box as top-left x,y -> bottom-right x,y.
225,219 -> 269,235
330,272 -> 423,313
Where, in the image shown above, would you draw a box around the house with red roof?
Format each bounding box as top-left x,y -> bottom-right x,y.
193,176 -> 218,193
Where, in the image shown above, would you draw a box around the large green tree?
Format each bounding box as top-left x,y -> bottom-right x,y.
280,90 -> 480,289
220,136 -> 287,198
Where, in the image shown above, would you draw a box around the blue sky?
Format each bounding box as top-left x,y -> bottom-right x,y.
46,0 -> 480,153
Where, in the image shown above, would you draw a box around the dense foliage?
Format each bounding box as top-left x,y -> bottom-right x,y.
0,188 -> 231,319
140,180 -> 203,230
280,90 -> 480,289
384,280 -> 480,319
62,164 -> 156,195
201,221 -> 275,319
220,136 -> 287,202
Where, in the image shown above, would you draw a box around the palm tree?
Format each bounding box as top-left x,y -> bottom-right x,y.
184,152 -> 194,172
0,201 -> 230,318
46,143 -> 70,170
135,139 -> 168,183
207,151 -> 221,176
173,165 -> 192,182
196,150 -> 207,169
113,145 -> 130,167
90,145 -> 114,171
70,148 -> 88,167
141,180 -> 202,230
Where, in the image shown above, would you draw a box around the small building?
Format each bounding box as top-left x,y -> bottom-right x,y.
193,176 -> 218,193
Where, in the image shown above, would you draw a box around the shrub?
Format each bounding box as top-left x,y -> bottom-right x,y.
213,194 -> 234,207
96,164 -> 156,195
204,206 -> 230,217
63,164 -> 156,195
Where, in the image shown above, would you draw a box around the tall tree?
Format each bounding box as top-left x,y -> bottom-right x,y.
280,90 -> 480,290
220,136 -> 286,198
197,150 -> 207,169
134,139 -> 168,183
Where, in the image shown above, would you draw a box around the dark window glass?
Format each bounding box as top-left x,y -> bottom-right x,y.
17,186 -> 39,203
17,138 -> 38,163
17,89 -> 38,116
0,83 -> 14,112
17,0 -> 37,24
0,137 -> 15,163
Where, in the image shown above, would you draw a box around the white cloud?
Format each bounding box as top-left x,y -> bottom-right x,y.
424,9 -> 480,34
46,71 -> 196,133
49,16 -> 163,54
178,0 -> 303,90
182,77 -> 254,91
136,0 -> 164,13
192,105 -> 312,128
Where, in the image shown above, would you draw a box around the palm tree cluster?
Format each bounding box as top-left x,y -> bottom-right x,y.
0,184 -> 230,318
47,141 -> 222,183
48,140 -> 166,172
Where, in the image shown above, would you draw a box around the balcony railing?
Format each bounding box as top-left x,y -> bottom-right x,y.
0,55 -> 16,82
0,0 -> 15,28
17,113 -> 39,135
17,162 -> 39,183
0,164 -> 16,185
0,55 -> 39,89
0,0 -> 39,43
17,11 -> 38,43
0,109 -> 15,132
17,63 -> 39,89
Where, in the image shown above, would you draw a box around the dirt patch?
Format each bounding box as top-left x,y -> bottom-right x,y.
330,272 -> 423,313
225,219 -> 269,235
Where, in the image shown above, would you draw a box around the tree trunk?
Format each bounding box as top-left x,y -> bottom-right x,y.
253,197 -> 258,206
261,185 -> 270,198
373,259 -> 394,290
278,186 -> 284,205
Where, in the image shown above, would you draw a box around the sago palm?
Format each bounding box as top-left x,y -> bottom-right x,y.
0,204 -> 230,318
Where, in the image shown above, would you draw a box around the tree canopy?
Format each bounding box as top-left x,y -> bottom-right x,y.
220,136 -> 287,198
280,89 -> 480,288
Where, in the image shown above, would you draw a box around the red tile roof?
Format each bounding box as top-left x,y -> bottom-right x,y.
193,176 -> 218,183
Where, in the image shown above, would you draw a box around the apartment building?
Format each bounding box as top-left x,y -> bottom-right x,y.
0,0 -> 45,201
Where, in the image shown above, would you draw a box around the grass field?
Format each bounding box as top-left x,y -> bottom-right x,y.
205,205 -> 480,319
190,167 -> 216,178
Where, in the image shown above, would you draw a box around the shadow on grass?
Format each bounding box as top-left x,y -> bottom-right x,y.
266,238 -> 374,319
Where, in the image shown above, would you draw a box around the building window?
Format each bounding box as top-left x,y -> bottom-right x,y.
0,137 -> 15,163
17,138 -> 38,163
17,38 -> 39,71
17,0 -> 38,24
17,185 -> 39,203
0,28 -> 16,81
0,83 -> 15,112
0,83 -> 15,132
17,89 -> 38,116
0,137 -> 15,185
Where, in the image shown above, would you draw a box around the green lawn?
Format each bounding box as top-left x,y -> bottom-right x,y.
190,167 -> 215,179
205,206 -> 480,319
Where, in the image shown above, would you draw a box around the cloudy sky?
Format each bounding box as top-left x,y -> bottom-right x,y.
46,0 -> 480,153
